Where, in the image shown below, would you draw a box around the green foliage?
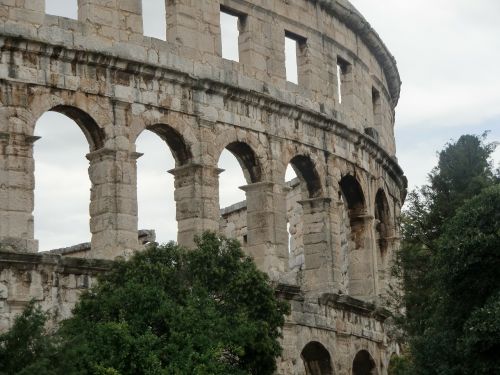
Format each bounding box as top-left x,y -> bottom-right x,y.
388,354 -> 414,375
0,301 -> 56,375
0,233 -> 289,375
394,134 -> 500,374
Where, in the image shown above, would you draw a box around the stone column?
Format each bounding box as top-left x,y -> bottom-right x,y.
166,0 -> 221,62
299,197 -> 335,295
78,0 -> 143,42
168,163 -> 221,249
240,182 -> 288,279
87,148 -> 141,259
0,131 -> 38,253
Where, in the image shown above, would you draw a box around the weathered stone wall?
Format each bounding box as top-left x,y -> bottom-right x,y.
0,1 -> 406,373
0,251 -> 111,331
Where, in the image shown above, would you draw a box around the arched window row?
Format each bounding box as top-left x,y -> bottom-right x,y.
28,105 -> 395,301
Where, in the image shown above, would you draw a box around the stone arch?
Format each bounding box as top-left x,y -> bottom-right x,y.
146,123 -> 193,166
374,189 -> 391,255
224,141 -> 262,184
132,110 -> 199,166
339,174 -> 366,249
352,350 -> 378,375
29,91 -> 108,152
47,105 -> 105,150
33,107 -> 99,251
214,127 -> 269,183
301,341 -> 334,375
289,154 -> 323,198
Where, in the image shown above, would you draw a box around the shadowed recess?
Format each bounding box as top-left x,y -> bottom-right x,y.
289,155 -> 322,198
353,350 -> 378,375
301,341 -> 333,375
375,189 -> 391,254
225,141 -> 262,184
339,174 -> 366,211
147,124 -> 192,166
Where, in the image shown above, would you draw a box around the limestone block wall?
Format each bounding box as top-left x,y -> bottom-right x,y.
0,0 -> 406,373
0,251 -> 111,332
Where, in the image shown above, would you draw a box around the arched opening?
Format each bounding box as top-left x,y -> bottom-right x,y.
218,142 -> 260,248
353,350 -> 377,375
46,0 -> 78,20
301,341 -> 333,375
142,0 -> 167,40
136,128 -> 178,244
34,108 -> 99,251
286,155 -> 322,276
146,124 -> 192,166
374,189 -> 392,298
374,189 -> 390,255
289,155 -> 322,198
339,175 -> 366,249
285,163 -> 302,272
338,174 -> 371,298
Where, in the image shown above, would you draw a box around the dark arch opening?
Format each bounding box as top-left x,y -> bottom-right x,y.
339,175 -> 366,249
353,350 -> 377,375
375,189 -> 391,255
50,105 -> 104,151
147,124 -> 192,166
301,341 -> 334,375
289,155 -> 322,198
339,175 -> 365,212
225,141 -> 261,184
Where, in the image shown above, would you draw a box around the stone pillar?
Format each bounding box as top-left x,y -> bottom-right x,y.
0,0 -> 45,25
87,148 -> 141,259
349,214 -> 376,301
168,163 -> 221,249
0,131 -> 38,253
300,197 -> 335,295
78,0 -> 143,42
238,15 -> 269,81
166,0 -> 221,62
240,182 -> 288,279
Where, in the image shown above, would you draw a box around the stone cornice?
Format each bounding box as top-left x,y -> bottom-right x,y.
0,251 -> 113,274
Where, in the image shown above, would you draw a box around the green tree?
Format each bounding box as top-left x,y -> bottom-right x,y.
394,134 -> 499,374
0,233 -> 289,375
0,302 -> 56,375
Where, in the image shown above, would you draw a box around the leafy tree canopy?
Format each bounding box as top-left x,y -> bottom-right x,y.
0,233 -> 289,375
391,134 -> 499,375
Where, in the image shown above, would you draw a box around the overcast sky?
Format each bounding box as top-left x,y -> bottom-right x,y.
36,1 -> 500,250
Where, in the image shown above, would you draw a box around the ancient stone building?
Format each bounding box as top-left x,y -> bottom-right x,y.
0,0 -> 406,373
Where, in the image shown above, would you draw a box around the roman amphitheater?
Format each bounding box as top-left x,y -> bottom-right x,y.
0,0 -> 407,373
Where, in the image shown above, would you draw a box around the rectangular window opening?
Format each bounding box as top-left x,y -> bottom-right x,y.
372,86 -> 382,128
337,57 -> 351,104
285,31 -> 307,84
45,0 -> 78,20
142,0 -> 167,40
220,8 -> 243,62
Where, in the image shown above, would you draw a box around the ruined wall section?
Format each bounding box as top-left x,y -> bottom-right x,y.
0,1 -> 406,373
0,251 -> 111,331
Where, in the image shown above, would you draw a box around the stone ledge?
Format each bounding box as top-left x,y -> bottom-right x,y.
0,251 -> 113,274
318,292 -> 392,321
